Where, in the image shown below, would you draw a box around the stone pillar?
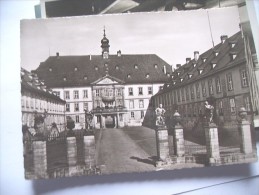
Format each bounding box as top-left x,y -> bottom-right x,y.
204,123 -> 220,165
66,137 -> 77,175
33,140 -> 48,178
239,120 -> 253,154
156,126 -> 169,162
168,128 -> 175,157
174,124 -> 185,158
238,107 -> 253,154
84,135 -> 96,169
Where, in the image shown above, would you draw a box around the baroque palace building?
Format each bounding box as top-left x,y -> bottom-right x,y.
21,68 -> 66,132
34,29 -> 172,129
151,31 -> 259,130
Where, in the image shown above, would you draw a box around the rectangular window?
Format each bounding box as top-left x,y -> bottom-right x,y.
74,90 -> 79,99
128,87 -> 133,96
190,85 -> 195,99
241,69 -> 248,87
74,103 -> 79,112
177,90 -> 181,102
202,82 -> 207,97
75,115 -> 79,123
64,91 -> 70,99
181,89 -> 185,101
148,87 -> 152,95
21,98 -> 25,108
244,96 -> 251,111
208,79 -> 214,95
96,89 -> 100,97
196,83 -> 200,99
83,102 -> 88,111
117,89 -> 122,96
215,77 -> 221,93
129,100 -> 134,109
185,87 -> 189,101
230,98 -> 236,114
227,73 -> 234,91
66,103 -> 70,112
30,99 -> 34,108
138,87 -> 143,95
219,100 -> 223,115
117,99 -> 123,106
141,111 -> 145,119
131,112 -> 134,119
83,90 -> 88,98
139,100 -> 144,108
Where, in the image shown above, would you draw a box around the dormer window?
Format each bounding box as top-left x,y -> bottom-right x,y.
134,64 -> 138,69
193,63 -> 197,68
154,64 -> 158,69
198,69 -> 203,75
167,84 -> 170,87
104,63 -> 108,67
83,76 -> 88,80
229,42 -> 236,48
214,51 -> 219,57
167,73 -> 170,77
188,74 -> 193,79
74,67 -> 78,71
173,81 -> 176,85
146,74 -> 150,78
230,52 -> 237,60
49,68 -> 52,72
115,65 -> 119,70
63,77 -> 67,81
127,74 -> 131,78
180,78 -> 183,82
211,63 -> 217,69
177,72 -> 180,76
202,57 -> 207,63
171,75 -> 174,79
95,66 -> 99,71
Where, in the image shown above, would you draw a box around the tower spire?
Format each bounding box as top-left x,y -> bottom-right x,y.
101,26 -> 110,59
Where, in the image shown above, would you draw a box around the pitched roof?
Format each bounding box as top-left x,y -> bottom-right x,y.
21,68 -> 65,103
155,31 -> 245,96
34,54 -> 172,88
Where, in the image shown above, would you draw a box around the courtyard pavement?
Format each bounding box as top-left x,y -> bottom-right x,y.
95,126 -> 157,174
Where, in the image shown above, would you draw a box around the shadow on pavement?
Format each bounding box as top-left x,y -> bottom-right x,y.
130,156 -> 155,166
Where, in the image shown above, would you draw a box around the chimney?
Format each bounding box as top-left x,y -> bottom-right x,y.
194,51 -> 199,61
220,35 -> 228,43
176,64 -> 181,69
117,50 -> 121,57
186,58 -> 191,64
163,65 -> 167,74
171,66 -> 175,72
56,52 -> 59,57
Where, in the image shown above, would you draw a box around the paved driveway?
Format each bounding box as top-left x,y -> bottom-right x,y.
96,126 -> 157,174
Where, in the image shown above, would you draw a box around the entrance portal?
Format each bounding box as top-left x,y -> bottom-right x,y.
105,115 -> 115,128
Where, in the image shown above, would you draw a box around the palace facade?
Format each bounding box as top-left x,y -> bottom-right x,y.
34,30 -> 172,129
21,68 -> 66,132
151,31 -> 258,130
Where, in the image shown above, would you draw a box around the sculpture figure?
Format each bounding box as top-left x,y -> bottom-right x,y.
155,104 -> 166,126
204,101 -> 214,124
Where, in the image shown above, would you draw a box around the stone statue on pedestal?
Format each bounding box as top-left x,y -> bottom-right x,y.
204,101 -> 214,124
155,104 -> 166,126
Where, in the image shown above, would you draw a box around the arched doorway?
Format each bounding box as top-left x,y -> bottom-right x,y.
105,115 -> 115,128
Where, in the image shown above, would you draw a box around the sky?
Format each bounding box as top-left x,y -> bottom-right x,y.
21,6 -> 240,71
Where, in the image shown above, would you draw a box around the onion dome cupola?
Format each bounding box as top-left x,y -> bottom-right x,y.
101,27 -> 110,59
